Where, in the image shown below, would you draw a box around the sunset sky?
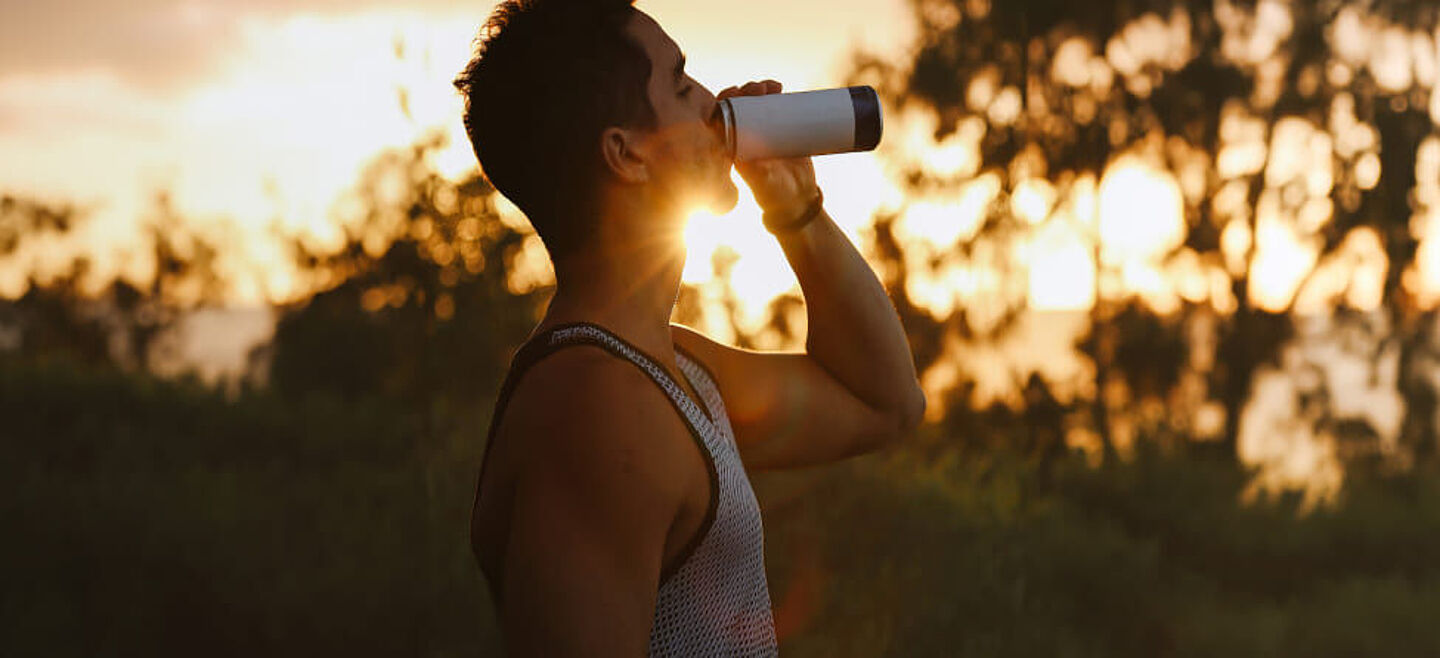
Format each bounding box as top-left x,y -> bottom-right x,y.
0,0 -> 1176,386
0,0 -> 915,303
5,0 -> 1406,321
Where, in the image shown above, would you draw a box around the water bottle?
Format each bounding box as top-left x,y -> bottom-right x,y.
711,86 -> 883,161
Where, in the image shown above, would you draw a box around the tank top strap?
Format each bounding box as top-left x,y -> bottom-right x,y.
674,346 -> 733,442
476,321 -> 719,501
542,323 -> 716,436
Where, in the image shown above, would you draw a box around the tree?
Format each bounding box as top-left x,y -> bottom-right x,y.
261,131 -> 551,442
0,193 -> 227,372
848,0 -> 1440,467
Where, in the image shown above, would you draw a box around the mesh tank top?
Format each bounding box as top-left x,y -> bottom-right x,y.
476,321 -> 778,656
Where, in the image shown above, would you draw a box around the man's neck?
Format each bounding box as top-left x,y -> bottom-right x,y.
539,218 -> 688,363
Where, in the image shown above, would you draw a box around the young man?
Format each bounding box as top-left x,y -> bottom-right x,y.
454,1 -> 925,654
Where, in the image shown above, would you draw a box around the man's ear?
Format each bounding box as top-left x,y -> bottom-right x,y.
600,126 -> 649,184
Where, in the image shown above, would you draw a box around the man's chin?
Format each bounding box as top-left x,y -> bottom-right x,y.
703,180 -> 740,215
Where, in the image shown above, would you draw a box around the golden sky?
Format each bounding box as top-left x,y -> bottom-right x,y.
0,0 -> 915,306
4,0 -> 1413,324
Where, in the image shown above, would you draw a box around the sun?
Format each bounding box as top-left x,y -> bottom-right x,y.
681,173 -> 799,328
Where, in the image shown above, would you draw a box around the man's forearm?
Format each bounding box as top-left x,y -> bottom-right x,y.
775,206 -> 926,427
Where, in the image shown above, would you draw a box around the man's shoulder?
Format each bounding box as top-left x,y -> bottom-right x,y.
492,343 -> 697,525
510,344 -> 648,414
502,344 -> 691,452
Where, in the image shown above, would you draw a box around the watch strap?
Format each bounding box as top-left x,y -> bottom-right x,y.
762,189 -> 824,236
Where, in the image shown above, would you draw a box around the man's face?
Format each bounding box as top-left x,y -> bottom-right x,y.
624,12 -> 739,215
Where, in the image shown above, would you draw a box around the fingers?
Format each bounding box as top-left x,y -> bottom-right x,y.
718,79 -> 784,100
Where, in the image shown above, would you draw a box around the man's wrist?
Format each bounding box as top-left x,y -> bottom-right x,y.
762,188 -> 824,236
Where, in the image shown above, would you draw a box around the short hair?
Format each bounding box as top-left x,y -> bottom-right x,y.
454,0 -> 657,264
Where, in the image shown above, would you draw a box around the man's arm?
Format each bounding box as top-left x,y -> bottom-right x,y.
497,351 -> 690,656
678,81 -> 925,471
672,207 -> 926,471
774,205 -> 926,427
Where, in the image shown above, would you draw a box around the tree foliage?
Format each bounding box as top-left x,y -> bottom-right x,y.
0,193 -> 228,372
262,131 -> 548,418
849,0 -> 1440,466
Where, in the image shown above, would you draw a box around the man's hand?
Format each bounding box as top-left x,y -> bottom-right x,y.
715,82 -> 925,454
716,80 -> 820,222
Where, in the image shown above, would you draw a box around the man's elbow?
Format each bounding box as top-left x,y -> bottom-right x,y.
898,388 -> 927,434
877,388 -> 926,447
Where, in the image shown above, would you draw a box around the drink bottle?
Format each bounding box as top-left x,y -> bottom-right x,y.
711,86 -> 883,161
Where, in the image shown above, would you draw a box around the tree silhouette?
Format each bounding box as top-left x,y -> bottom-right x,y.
0,193 -> 227,372
261,131 -> 552,446
848,0 -> 1440,467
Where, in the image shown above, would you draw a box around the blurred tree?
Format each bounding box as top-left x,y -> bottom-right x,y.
848,0 -> 1440,467
261,131 -> 551,441
0,194 -> 226,372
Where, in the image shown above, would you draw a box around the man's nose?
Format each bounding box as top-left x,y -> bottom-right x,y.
700,87 -> 720,124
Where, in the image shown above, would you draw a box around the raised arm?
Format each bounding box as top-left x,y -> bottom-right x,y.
721,80 -> 923,427
772,199 -> 925,427
671,81 -> 924,471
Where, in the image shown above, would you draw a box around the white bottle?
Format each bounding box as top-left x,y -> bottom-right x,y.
712,86 -> 884,161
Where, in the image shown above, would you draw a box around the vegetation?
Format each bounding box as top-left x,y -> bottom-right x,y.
9,0 -> 1440,654
10,353 -> 1440,655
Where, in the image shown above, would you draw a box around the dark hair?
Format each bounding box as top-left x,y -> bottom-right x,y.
454,0 -> 657,264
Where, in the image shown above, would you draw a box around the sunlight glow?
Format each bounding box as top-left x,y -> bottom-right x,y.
1218,101 -> 1268,179
1097,155 -> 1185,265
1010,178 -> 1056,225
1265,118 -> 1332,192
1406,137 -> 1440,308
896,174 -> 999,250
921,117 -> 986,178
1249,190 -> 1320,312
1216,0 -> 1292,66
1239,367 -> 1344,509
1025,220 -> 1095,311
681,155 -> 899,327
1294,227 -> 1388,314
920,310 -> 1093,411
1107,9 -> 1193,76
1052,37 -> 1096,88
506,234 -> 554,296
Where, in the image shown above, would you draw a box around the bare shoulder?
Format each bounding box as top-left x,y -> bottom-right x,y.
508,344 -> 642,422
498,344 -> 694,499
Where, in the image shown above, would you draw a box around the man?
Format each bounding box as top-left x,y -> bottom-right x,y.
454,0 -> 925,654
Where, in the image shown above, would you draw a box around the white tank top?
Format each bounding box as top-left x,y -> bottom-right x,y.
476,321 -> 778,656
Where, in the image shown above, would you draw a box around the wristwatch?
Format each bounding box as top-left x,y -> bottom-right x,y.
762,188 -> 824,236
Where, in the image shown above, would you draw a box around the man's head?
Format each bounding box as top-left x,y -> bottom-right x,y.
455,0 -> 736,266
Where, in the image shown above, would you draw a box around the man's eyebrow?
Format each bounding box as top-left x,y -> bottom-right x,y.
673,53 -> 687,83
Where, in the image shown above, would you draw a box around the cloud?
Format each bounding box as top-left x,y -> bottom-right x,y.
0,0 -> 484,90
3,1 -> 235,90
